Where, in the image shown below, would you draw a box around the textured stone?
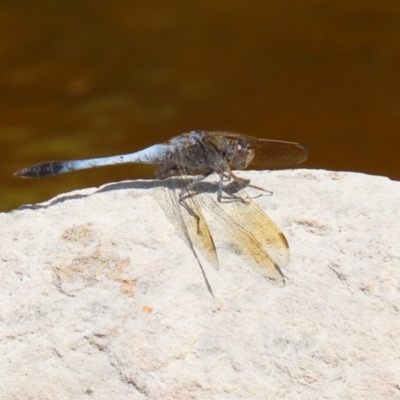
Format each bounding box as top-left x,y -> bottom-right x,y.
1,170 -> 399,399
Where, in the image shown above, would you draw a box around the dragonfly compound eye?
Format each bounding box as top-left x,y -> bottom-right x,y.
230,141 -> 249,169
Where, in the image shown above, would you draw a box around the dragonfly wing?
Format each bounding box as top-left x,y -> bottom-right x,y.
248,138 -> 308,167
197,190 -> 285,287
208,131 -> 308,168
154,178 -> 219,270
222,186 -> 290,268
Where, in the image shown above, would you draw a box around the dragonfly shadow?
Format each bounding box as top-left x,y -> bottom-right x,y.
93,176 -> 233,198
12,179 -> 157,211
99,175 -> 273,203
13,174 -> 270,212
13,193 -> 93,211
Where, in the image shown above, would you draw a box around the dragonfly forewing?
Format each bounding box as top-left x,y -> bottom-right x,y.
218,185 -> 290,269
195,189 -> 286,287
153,177 -> 219,271
209,131 -> 308,168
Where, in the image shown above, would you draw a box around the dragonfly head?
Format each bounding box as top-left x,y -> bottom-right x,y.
230,138 -> 255,170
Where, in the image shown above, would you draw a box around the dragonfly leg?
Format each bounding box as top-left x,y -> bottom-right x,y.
229,170 -> 273,196
178,197 -> 203,235
178,171 -> 213,201
215,170 -> 247,203
216,169 -> 273,203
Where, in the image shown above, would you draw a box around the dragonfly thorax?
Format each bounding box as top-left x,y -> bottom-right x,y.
172,131 -> 256,174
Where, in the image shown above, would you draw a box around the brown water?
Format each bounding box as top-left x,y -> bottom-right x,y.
2,1 -> 400,211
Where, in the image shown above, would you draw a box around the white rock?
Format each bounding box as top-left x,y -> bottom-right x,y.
1,170 -> 399,399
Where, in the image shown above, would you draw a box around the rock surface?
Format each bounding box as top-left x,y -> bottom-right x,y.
1,170 -> 399,399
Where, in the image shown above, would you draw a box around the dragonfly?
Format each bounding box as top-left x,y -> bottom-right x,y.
14,130 -> 307,289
